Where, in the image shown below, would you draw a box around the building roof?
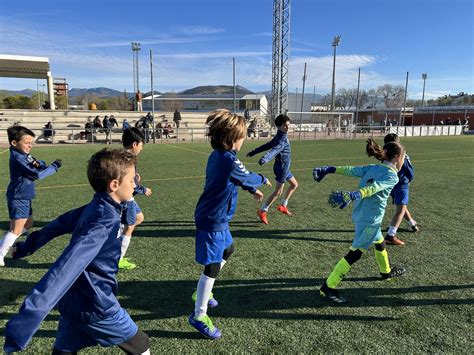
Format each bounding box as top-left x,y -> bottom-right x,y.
143,93 -> 266,101
0,54 -> 51,79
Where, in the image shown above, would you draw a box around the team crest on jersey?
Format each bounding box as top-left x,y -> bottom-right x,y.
234,159 -> 250,174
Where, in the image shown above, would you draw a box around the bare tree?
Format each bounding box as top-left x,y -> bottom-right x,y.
376,84 -> 405,108
336,88 -> 358,109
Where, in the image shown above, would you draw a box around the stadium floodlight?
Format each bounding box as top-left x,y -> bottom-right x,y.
330,35 -> 341,112
421,73 -> 428,107
131,42 -> 141,111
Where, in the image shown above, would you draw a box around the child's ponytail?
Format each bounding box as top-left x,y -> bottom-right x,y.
366,138 -> 386,161
366,137 -> 404,162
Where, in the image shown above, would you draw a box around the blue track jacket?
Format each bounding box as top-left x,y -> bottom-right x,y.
195,149 -> 267,232
4,193 -> 125,353
6,147 -> 59,200
247,129 -> 291,173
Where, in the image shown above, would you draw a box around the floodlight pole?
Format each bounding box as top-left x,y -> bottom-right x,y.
131,42 -> 141,111
421,73 -> 427,107
298,62 -> 307,140
330,35 -> 341,112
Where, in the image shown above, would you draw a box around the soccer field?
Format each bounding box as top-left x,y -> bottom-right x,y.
0,136 -> 473,353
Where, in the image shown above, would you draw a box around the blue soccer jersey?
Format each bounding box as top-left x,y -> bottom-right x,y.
4,193 -> 133,353
247,130 -> 291,183
195,149 -> 268,232
6,147 -> 59,200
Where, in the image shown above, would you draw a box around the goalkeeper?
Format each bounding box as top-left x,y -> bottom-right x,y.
312,138 -> 407,303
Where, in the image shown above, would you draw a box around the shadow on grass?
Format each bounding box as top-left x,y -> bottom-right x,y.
1,277 -> 473,340
3,258 -> 52,269
133,227 -> 353,244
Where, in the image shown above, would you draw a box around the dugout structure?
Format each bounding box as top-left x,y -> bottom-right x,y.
0,54 -> 56,110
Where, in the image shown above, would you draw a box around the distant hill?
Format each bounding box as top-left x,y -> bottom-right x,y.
180,85 -> 253,95
0,89 -> 37,97
68,87 -> 124,98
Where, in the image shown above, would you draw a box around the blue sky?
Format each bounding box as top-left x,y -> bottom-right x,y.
0,0 -> 472,99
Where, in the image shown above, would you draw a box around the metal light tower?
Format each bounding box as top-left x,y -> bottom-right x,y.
421,73 -> 427,107
131,42 -> 141,110
330,35 -> 341,112
271,0 -> 291,120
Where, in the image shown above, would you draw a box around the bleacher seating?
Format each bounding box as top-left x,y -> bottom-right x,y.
0,110 -> 212,144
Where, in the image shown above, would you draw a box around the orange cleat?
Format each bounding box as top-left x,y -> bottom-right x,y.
257,209 -> 269,225
385,234 -> 405,246
277,204 -> 292,216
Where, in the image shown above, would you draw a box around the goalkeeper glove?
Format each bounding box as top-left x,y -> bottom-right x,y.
328,190 -> 362,209
258,157 -> 265,166
313,166 -> 336,182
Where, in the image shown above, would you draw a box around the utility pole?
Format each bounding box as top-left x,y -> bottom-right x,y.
355,67 -> 361,124
150,49 -> 155,143
299,62 -> 307,139
233,57 -> 236,113
401,71 -> 409,125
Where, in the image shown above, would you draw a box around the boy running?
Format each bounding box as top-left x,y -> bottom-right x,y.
119,127 -> 153,270
4,148 -> 150,354
384,133 -> 418,246
189,109 -> 270,339
0,126 -> 62,267
246,114 -> 298,225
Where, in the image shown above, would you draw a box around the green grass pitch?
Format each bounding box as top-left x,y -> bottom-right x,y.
0,136 -> 473,353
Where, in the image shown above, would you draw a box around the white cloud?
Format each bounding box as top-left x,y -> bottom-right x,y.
172,26 -> 225,35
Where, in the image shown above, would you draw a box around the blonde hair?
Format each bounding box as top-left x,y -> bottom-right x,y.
366,137 -> 404,162
206,109 -> 246,150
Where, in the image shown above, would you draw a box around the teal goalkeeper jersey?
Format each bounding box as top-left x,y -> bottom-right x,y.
336,163 -> 399,225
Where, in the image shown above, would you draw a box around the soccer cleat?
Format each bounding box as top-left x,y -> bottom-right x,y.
257,209 -> 269,225
276,204 -> 293,216
381,266 -> 407,280
320,283 -> 347,304
188,312 -> 222,340
385,234 -> 406,246
118,257 -> 137,270
191,290 -> 219,308
410,224 -> 419,232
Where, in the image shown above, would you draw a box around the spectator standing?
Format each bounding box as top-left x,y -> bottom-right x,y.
135,90 -> 143,112
173,109 -> 182,128
244,108 -> 251,121
110,115 -> 118,128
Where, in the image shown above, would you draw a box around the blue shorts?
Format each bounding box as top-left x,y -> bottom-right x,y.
7,199 -> 33,220
352,223 -> 383,250
54,308 -> 138,352
391,186 -> 409,205
195,228 -> 233,265
121,199 -> 142,226
274,168 -> 294,184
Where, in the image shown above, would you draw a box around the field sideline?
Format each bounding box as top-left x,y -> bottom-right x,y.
0,136 -> 473,353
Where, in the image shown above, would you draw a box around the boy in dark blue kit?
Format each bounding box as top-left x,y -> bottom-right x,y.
189,109 -> 270,339
383,133 -> 418,246
4,149 -> 150,354
246,114 -> 298,225
1,126 -> 62,267
119,127 -> 153,270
